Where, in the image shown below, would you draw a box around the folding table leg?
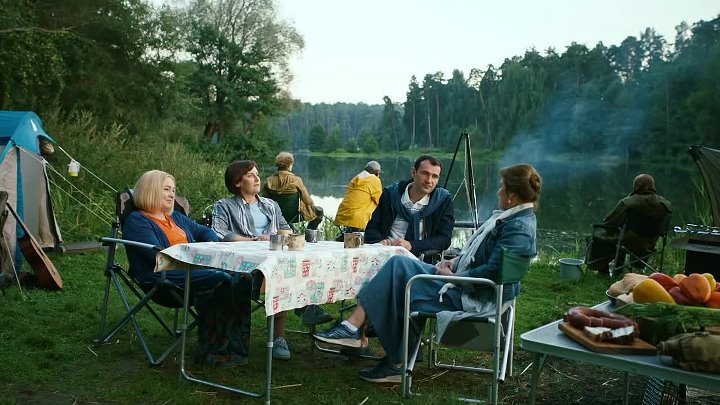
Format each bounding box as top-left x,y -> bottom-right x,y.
264,315 -> 274,405
178,269 -> 269,401
528,353 -> 547,405
622,372 -> 630,405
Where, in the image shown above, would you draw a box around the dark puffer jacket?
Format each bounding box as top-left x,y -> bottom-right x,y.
364,179 -> 454,258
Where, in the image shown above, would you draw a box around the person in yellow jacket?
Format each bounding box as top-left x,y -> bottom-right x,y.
262,152 -> 323,230
335,161 -> 383,235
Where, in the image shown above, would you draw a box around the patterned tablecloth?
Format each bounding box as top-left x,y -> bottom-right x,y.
155,241 -> 416,315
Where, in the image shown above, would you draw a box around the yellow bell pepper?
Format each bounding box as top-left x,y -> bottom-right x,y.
633,279 -> 676,304
702,273 -> 716,291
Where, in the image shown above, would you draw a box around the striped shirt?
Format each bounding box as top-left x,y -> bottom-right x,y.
211,195 -> 290,241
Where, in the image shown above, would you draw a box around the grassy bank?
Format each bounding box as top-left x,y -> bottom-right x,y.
0,243 -> 682,405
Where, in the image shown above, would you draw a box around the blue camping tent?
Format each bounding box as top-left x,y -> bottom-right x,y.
0,111 -> 62,276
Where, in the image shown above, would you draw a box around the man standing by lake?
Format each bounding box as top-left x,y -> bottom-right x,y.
364,155 -> 454,261
334,160 -> 383,236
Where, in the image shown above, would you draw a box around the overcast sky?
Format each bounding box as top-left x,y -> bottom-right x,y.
276,0 -> 719,105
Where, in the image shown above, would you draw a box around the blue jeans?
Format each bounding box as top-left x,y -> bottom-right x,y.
358,256 -> 464,364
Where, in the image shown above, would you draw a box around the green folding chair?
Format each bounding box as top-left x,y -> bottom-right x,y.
264,190 -> 302,230
401,247 -> 532,404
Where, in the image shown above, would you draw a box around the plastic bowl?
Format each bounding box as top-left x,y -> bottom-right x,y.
605,290 -> 617,306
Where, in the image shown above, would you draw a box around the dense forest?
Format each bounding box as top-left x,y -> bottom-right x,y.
1,0 -> 719,240
1,0 -> 302,164
279,18 -> 720,159
1,0 -> 719,162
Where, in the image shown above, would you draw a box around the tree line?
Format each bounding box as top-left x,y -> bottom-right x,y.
278,17 -> 720,160
1,1 -> 719,163
0,0 -> 301,164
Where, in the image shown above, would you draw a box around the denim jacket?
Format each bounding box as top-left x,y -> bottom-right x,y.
454,208 -> 537,301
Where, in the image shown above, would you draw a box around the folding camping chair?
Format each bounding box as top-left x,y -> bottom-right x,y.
401,247 -> 532,404
94,190 -> 199,366
264,189 -> 326,233
264,190 -> 302,231
587,208 -> 672,276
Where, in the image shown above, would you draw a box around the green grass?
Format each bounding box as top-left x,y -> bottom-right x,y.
0,244 -> 683,405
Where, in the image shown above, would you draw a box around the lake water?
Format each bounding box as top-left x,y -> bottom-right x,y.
286,154 -> 703,233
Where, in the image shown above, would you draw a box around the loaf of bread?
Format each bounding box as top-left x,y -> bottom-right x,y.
608,279 -> 625,297
622,273 -> 648,291
607,273 -> 648,297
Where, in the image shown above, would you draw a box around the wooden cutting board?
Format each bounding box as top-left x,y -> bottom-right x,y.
558,322 -> 657,355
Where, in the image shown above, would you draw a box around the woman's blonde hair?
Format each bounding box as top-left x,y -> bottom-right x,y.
133,170 -> 175,214
275,151 -> 294,170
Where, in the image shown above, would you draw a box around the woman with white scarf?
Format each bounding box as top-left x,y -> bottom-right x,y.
314,164 -> 542,384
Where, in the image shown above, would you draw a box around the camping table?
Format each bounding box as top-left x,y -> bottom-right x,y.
520,301 -> 720,405
155,240 -> 415,405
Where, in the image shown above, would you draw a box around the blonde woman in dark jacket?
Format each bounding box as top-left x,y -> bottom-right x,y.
123,170 -> 251,368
